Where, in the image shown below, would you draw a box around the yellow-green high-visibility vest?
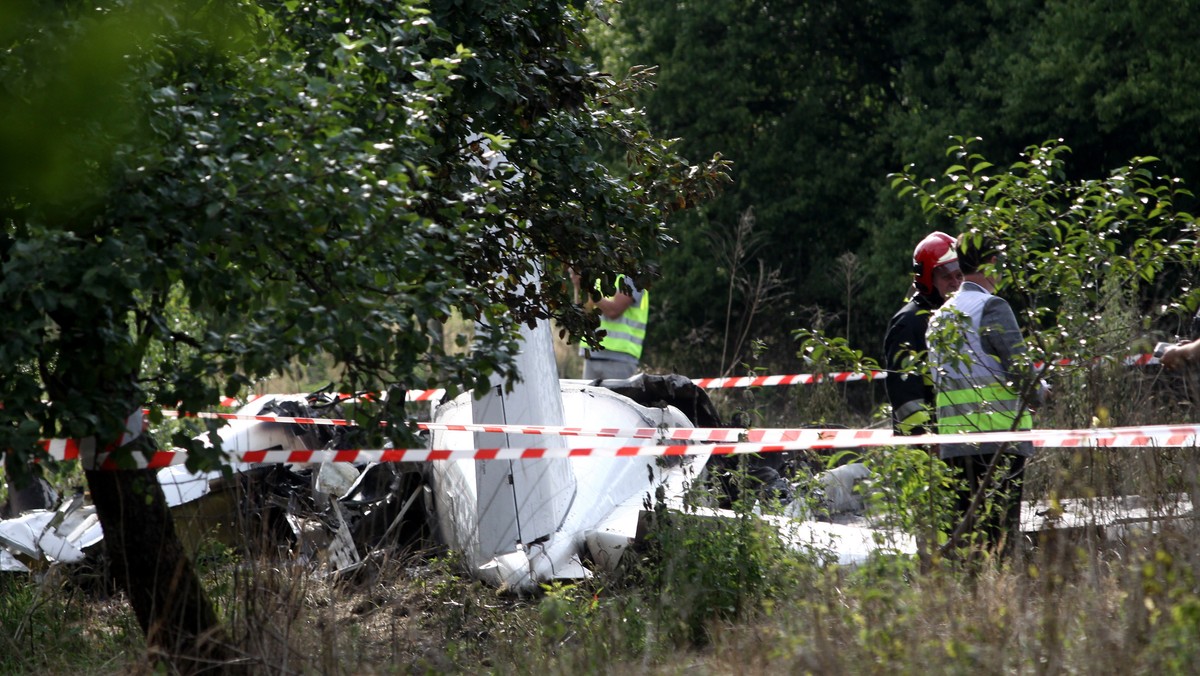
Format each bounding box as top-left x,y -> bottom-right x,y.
597,276 -> 649,360
929,286 -> 1032,437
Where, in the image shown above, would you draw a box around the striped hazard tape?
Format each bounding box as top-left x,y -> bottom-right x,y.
692,353 -> 1161,389
420,422 -> 761,441
217,389 -> 446,408
151,413 -> 824,441
34,409 -> 143,465
206,352 -> 1162,406
1123,353 -> 1162,367
690,371 -> 885,388
38,423 -> 1200,469
161,410 -> 359,427
26,350 -> 1171,466
40,437 -> 85,459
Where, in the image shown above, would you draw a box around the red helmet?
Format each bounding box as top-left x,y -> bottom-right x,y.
912,231 -> 958,296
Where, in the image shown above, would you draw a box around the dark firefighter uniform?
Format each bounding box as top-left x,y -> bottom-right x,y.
884,294 -> 939,435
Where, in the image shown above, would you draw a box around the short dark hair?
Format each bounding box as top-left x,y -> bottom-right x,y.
956,233 -> 999,275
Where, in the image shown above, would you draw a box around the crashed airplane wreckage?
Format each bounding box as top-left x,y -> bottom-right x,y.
3,327 -> 1196,584
0,383 -> 912,587
1,323 -> 914,588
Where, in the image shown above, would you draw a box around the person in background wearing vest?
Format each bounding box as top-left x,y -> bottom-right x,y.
884,231 -> 963,436
572,271 -> 650,381
926,234 -> 1045,557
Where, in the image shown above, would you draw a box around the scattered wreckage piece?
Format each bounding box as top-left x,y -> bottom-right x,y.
634,504 -> 918,568
0,493 -> 103,572
158,393 -> 432,575
1022,492 -> 1195,540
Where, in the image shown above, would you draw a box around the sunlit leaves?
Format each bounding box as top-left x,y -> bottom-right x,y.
888,137 -> 1199,385
0,0 -> 726,466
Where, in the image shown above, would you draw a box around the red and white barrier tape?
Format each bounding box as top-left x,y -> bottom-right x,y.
1122,353 -> 1161,367
40,437 -> 85,459
161,410 -> 359,427
151,413 -> 816,441
217,389 -> 445,408
420,422 -> 760,441
692,354 -> 1161,389
34,409 -> 143,469
690,371 -> 886,388
205,352 -> 1161,407
414,421 -> 1200,447
36,423 -> 1200,468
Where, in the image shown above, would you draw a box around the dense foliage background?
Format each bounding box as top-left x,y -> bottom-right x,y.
6,2 -> 1200,671
592,0 -> 1200,377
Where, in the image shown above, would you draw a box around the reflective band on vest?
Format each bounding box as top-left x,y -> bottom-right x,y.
894,398 -> 929,423
598,276 -> 649,360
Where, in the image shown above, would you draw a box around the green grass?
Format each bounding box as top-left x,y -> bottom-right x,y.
0,572 -> 143,674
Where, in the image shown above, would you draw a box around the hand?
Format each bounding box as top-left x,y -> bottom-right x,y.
1162,340 -> 1199,370
569,268 -> 582,303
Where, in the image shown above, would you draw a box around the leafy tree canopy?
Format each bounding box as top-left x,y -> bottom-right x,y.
0,0 -> 727,473
0,0 -> 728,661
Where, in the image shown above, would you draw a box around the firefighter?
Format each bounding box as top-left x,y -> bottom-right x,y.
883,231 -> 963,435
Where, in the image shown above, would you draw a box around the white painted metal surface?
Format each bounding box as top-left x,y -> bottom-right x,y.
157,394 -> 313,507
470,320 -> 573,567
430,378 -> 706,590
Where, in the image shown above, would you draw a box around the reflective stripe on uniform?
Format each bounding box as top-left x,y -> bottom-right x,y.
935,382 -> 1021,408
894,398 -> 929,423
938,409 -> 1033,433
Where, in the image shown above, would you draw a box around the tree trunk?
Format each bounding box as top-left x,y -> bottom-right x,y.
85,467 -> 240,673
39,307 -> 240,672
